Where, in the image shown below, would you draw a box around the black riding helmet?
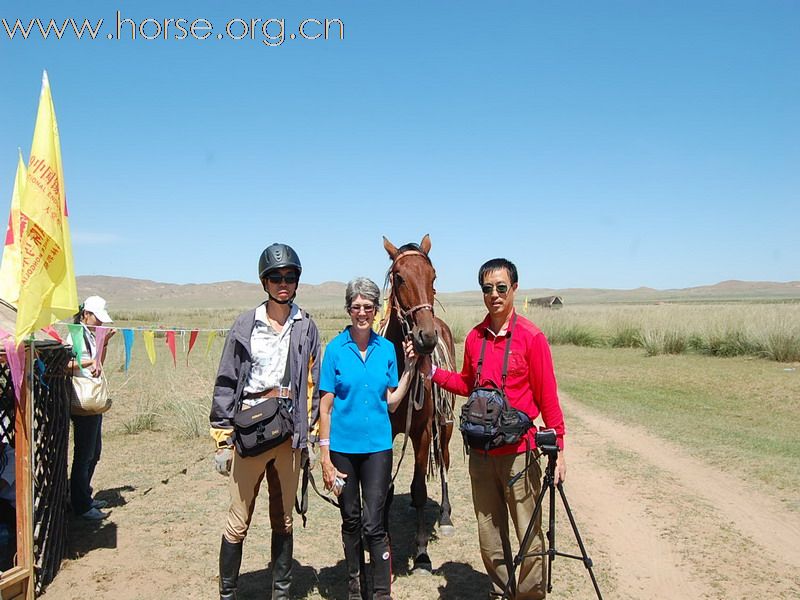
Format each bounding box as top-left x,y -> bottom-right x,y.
258,243 -> 302,279
258,243 -> 302,304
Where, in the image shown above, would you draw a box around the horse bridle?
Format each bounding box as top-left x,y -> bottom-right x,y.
389,249 -> 435,337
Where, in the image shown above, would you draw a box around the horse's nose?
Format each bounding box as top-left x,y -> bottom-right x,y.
414,328 -> 438,355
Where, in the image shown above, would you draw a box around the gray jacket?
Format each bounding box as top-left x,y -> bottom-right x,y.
209,304 -> 321,449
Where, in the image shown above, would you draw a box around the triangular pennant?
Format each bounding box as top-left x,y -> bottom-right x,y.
143,330 -> 156,365
122,328 -> 134,371
205,330 -> 218,357
67,323 -> 84,360
95,326 -> 109,367
3,338 -> 26,403
165,330 -> 176,367
187,330 -> 199,365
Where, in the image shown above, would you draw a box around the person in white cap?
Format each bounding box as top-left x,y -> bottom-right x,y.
68,296 -> 116,520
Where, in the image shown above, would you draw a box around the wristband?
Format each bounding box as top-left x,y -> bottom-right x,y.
318,438 -> 330,447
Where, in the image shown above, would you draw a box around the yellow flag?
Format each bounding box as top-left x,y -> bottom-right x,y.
0,151 -> 27,305
143,330 -> 156,365
15,72 -> 78,344
205,330 -> 218,356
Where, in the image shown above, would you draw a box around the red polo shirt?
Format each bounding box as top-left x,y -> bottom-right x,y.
432,310 -> 565,454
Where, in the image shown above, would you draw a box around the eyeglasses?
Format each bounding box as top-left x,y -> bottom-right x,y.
349,304 -> 376,314
481,283 -> 510,295
266,273 -> 299,285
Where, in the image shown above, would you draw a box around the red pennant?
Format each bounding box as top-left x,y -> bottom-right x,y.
165,330 -> 177,367
41,325 -> 63,343
187,330 -> 199,365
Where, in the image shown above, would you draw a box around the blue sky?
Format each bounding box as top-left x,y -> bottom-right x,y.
1,1 -> 797,291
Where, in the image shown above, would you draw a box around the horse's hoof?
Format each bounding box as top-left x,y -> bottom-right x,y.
438,524 -> 456,537
412,565 -> 433,576
412,554 -> 433,575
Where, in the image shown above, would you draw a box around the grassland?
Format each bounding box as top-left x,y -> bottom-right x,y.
95,298 -> 800,510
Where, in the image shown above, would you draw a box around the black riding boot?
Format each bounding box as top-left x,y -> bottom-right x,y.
342,531 -> 368,600
271,532 -> 293,600
219,536 -> 243,600
368,535 -> 392,600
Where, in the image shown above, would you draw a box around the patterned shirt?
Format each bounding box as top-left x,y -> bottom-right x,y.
242,302 -> 301,407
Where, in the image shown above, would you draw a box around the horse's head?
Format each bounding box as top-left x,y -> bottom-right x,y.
383,234 -> 439,355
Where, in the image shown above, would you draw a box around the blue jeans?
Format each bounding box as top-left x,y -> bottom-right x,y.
70,414 -> 103,514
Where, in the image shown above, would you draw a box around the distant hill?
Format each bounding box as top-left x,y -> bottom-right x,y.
75,276 -> 800,310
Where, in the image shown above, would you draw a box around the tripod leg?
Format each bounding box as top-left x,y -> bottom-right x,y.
556,483 -> 604,600
547,474 -> 556,594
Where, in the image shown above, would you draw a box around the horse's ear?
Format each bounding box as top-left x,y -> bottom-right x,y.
383,236 -> 398,259
420,234 -> 431,255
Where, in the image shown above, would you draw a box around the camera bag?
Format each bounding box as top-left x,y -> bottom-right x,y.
233,353 -> 294,458
459,314 -> 533,452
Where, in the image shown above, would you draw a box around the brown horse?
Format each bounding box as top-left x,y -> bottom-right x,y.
381,234 -> 457,573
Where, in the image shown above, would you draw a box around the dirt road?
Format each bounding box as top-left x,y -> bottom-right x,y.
40,394 -> 800,599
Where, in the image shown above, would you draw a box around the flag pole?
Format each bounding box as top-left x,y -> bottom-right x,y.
25,335 -> 35,599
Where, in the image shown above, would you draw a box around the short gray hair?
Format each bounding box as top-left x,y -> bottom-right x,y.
345,277 -> 380,311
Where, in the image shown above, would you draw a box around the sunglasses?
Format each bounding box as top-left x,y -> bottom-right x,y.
349,304 -> 376,314
481,283 -> 510,295
266,273 -> 299,285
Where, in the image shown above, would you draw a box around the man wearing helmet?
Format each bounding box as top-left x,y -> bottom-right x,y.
210,243 -> 321,600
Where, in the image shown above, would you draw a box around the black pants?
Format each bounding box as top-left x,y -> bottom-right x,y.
0,499 -> 15,570
331,449 -> 393,598
70,414 -> 102,515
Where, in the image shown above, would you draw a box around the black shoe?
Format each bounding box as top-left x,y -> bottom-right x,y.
219,536 -> 242,600
271,532 -> 293,600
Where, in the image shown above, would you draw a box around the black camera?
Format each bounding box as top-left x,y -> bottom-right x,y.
535,428 -> 559,456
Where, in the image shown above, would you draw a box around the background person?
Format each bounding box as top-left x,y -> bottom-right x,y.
419,258 -> 566,600
0,440 -> 15,570
69,295 -> 116,521
209,243 -> 321,600
318,277 -> 416,600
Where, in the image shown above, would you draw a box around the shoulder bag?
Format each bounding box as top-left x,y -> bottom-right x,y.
459,314 -> 533,452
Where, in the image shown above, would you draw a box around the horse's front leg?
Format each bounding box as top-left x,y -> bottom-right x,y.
410,427 -> 432,574
438,421 -> 455,537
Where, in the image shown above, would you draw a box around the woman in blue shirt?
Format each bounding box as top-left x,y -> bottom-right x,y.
319,277 -> 415,600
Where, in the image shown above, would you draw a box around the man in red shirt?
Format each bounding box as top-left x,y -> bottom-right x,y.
422,258 -> 566,600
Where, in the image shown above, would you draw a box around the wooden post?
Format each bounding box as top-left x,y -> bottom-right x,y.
0,341 -> 35,599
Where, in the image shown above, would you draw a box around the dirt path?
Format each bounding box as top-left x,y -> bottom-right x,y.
39,395 -> 800,599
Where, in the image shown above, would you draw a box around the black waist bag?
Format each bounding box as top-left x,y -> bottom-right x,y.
458,314 -> 533,452
460,385 -> 533,452
234,397 -> 293,458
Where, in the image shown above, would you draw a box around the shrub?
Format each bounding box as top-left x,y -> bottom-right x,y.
609,325 -> 642,348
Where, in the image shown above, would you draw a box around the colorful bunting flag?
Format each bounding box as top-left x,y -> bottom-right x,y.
165,330 -> 176,366
187,329 -> 199,364
3,337 -> 26,402
143,330 -> 156,365
15,71 -> 78,345
122,328 -> 134,371
205,330 -> 218,357
67,323 -> 84,360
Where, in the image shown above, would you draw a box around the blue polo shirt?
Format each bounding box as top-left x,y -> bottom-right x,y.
320,327 -> 399,454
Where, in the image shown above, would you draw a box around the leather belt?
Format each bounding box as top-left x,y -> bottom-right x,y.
244,386 -> 293,401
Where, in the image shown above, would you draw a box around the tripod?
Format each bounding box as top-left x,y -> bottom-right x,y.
501,447 -> 603,599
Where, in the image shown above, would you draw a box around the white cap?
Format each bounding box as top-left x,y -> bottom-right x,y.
83,296 -> 113,323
